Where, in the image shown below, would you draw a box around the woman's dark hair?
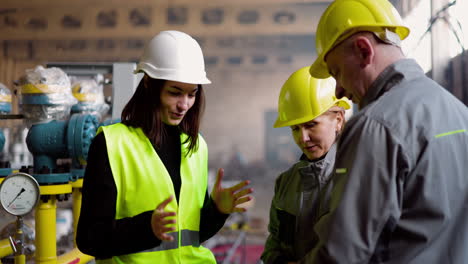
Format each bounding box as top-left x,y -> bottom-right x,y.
121,76 -> 205,156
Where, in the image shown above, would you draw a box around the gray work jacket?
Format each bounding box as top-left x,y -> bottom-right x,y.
301,59 -> 468,264
262,144 -> 336,264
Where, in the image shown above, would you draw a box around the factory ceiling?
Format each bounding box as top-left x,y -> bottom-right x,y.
0,0 -> 419,62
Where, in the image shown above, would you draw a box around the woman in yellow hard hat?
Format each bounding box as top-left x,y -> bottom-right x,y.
76,30 -> 253,264
261,66 -> 350,264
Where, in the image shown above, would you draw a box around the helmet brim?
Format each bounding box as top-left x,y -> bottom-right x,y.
274,98 -> 351,128
134,67 -> 211,85
309,55 -> 331,79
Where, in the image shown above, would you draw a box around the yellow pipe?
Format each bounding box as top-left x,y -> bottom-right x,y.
72,187 -> 81,245
35,196 -> 58,264
57,247 -> 94,264
14,221 -> 26,264
14,254 -> 26,264
0,239 -> 13,258
71,179 -> 84,245
40,184 -> 72,195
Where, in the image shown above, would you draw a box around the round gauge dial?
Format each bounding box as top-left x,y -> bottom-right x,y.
0,172 -> 40,216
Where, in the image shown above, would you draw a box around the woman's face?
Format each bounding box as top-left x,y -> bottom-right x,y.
291,111 -> 343,160
159,80 -> 198,126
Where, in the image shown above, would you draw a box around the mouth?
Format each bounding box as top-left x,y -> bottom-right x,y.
304,145 -> 318,152
170,112 -> 184,119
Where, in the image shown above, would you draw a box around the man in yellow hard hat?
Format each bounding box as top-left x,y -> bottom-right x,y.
261,67 -> 350,264
302,0 -> 468,263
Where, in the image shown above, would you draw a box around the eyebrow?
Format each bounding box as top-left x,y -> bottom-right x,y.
170,86 -> 198,93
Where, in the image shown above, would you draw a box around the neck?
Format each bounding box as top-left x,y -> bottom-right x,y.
368,45 -> 405,89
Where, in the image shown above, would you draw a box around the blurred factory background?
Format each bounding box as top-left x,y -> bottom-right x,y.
0,0 -> 467,263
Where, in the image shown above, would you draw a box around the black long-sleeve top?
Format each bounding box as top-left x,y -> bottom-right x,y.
76,124 -> 229,259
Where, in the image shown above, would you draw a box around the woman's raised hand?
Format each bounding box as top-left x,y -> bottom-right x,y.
211,168 -> 254,214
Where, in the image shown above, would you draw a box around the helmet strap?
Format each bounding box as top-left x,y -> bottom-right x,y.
372,29 -> 401,47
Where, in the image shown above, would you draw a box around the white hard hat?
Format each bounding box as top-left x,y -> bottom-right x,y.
135,30 -> 211,84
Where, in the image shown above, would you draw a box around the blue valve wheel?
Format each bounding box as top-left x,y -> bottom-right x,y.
67,114 -> 99,165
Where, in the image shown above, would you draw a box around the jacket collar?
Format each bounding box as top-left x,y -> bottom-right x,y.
297,143 -> 337,186
360,59 -> 425,109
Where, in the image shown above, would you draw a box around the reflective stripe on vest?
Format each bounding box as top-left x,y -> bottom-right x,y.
99,123 -> 216,264
139,229 -> 200,253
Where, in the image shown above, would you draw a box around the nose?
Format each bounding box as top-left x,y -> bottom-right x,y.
177,95 -> 190,111
335,82 -> 345,99
299,127 -> 310,143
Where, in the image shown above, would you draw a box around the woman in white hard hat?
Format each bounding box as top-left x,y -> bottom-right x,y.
77,30 -> 253,264
261,66 -> 350,264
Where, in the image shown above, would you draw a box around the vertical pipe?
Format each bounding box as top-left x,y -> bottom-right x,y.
14,217 -> 26,264
0,238 -> 13,258
35,196 -> 57,264
14,254 -> 26,264
72,187 -> 82,246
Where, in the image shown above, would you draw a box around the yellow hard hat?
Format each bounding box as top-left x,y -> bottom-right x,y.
310,0 -> 410,78
274,66 -> 351,128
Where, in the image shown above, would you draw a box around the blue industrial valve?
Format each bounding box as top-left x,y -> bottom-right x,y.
0,129 -> 5,153
71,102 -> 102,115
25,114 -> 98,184
0,129 -> 12,177
0,96 -> 13,177
0,102 -> 11,114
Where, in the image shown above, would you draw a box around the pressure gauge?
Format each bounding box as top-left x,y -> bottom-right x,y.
0,172 -> 40,216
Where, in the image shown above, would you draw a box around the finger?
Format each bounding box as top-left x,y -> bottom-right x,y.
155,211 -> 176,219
159,232 -> 175,241
214,168 -> 224,189
232,207 -> 247,213
234,188 -> 254,199
234,196 -> 252,206
157,195 -> 174,210
229,180 -> 250,192
159,219 -> 176,226
160,226 -> 176,234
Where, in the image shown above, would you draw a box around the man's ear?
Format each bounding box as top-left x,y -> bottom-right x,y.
353,36 -> 374,68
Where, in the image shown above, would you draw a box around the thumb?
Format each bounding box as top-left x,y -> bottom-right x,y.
214,168 -> 224,189
157,195 -> 174,210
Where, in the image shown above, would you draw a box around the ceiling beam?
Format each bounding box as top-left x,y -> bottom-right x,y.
0,0 -> 331,8
0,4 -> 327,40
4,34 -> 316,61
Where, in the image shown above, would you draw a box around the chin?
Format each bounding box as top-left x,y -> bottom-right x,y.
162,119 -> 181,126
306,154 -> 319,160
306,151 -> 326,161
169,120 -> 182,126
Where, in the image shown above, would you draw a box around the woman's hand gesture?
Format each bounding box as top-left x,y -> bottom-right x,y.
151,195 -> 177,241
211,168 -> 253,214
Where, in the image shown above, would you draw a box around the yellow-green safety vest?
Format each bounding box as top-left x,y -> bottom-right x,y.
97,123 -> 216,264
